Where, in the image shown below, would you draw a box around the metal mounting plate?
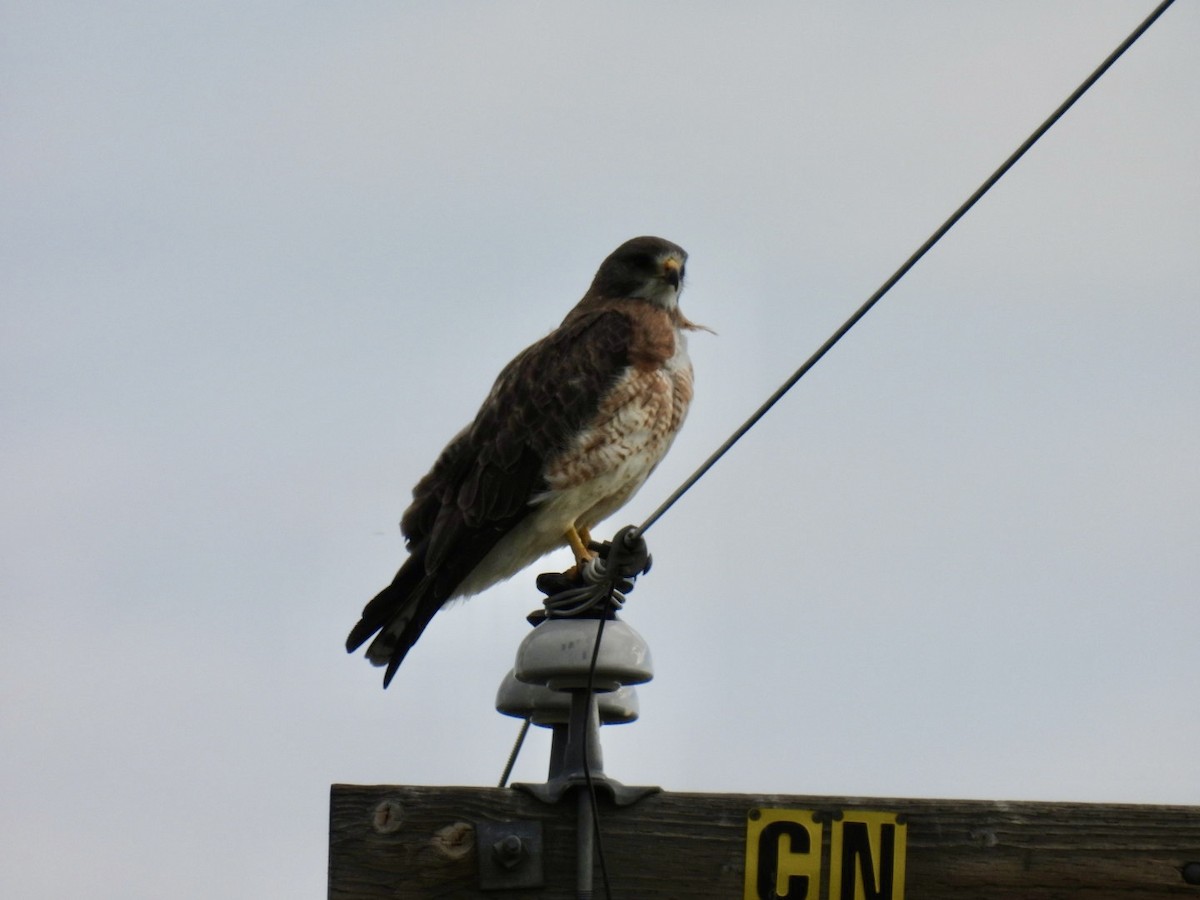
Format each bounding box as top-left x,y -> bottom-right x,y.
476,819 -> 544,891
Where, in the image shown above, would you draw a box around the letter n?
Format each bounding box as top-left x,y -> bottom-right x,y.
828,811 -> 907,900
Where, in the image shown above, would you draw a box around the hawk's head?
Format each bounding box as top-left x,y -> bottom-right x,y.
586,236 -> 687,311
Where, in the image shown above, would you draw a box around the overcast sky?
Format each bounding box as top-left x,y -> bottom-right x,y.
3,3 -> 1197,897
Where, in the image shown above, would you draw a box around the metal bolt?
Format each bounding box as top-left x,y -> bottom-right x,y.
492,834 -> 525,870
1182,862 -> 1200,886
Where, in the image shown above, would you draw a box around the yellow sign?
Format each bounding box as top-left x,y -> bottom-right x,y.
744,808 -> 907,900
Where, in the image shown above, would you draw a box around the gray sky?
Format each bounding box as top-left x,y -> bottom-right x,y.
3,3 -> 1197,897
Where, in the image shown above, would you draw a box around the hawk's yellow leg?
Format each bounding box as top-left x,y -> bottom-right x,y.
565,525 -> 596,566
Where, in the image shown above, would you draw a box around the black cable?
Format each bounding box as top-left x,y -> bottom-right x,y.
582,614 -> 613,900
575,529 -> 649,897
637,0 -> 1177,538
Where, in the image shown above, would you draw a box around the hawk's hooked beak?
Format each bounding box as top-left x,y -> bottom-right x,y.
662,257 -> 682,290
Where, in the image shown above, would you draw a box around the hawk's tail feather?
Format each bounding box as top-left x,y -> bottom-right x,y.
377,595 -> 443,688
346,549 -> 446,685
346,541 -> 429,652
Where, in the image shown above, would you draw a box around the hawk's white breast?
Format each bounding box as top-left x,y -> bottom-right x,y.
452,322 -> 693,599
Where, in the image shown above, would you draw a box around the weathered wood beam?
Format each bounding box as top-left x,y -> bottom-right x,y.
330,784 -> 1200,899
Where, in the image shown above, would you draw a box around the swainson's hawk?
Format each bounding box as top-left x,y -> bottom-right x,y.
346,236 -> 703,686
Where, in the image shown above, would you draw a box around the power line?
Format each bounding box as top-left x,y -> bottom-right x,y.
637,0 -> 1177,539
504,4 -> 1179,893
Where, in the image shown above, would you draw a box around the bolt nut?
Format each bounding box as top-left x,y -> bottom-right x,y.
1182,862 -> 1200,886
492,834 -> 525,870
